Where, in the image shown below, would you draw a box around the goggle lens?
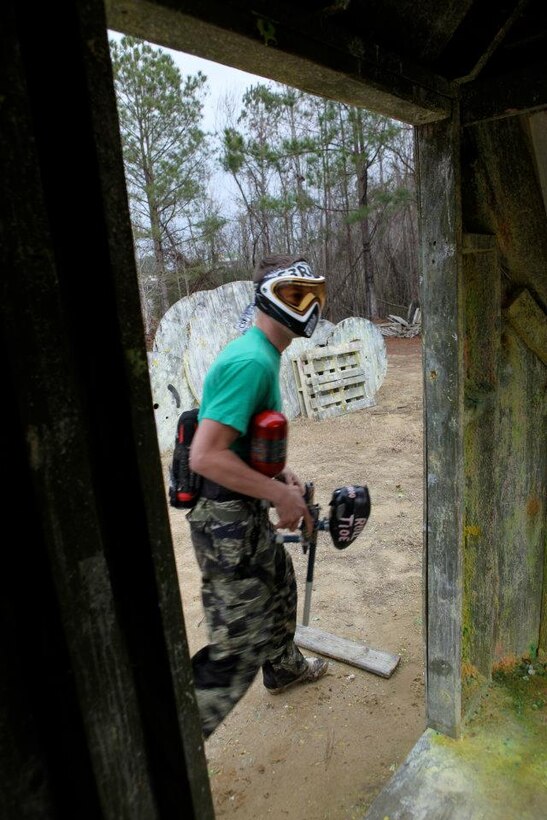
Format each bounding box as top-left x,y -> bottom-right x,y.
273,279 -> 326,313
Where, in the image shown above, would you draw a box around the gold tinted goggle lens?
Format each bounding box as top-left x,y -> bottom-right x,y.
273,279 -> 326,314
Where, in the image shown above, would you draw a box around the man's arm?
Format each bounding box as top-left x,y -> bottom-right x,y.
190,418 -> 312,533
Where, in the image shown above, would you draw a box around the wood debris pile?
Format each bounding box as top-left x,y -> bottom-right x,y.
379,306 -> 421,338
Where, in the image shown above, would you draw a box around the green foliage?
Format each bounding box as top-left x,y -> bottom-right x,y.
109,35 -> 209,270
110,36 -> 417,327
345,185 -> 414,224
221,128 -> 245,174
198,213 -> 228,236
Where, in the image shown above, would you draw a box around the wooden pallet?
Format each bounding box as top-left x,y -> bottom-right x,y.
291,341 -> 375,420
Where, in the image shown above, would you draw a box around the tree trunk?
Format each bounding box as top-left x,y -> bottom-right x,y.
358,166 -> 378,319
354,110 -> 378,320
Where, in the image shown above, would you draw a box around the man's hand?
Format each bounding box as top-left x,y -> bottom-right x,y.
279,467 -> 305,495
273,481 -> 313,535
190,419 -> 313,533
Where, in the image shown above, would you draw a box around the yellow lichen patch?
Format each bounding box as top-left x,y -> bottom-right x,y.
463,524 -> 482,538
431,661 -> 546,816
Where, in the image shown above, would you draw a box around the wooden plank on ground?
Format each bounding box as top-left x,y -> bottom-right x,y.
295,625 -> 400,678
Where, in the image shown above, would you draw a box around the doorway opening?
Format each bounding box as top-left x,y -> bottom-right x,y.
108,32 -> 425,818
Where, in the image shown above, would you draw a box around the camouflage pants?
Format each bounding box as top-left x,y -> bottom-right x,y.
187,497 -> 308,738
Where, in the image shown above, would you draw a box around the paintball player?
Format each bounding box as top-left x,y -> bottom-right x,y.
188,254 -> 329,739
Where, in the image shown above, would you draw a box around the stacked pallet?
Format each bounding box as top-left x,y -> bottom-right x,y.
291,342 -> 375,420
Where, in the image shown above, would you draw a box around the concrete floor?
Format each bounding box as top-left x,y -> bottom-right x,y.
364,665 -> 547,819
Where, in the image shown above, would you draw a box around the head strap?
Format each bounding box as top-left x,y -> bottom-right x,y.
237,301 -> 256,334
258,261 -> 320,286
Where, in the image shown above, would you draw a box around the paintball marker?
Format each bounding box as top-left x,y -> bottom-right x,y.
282,481 -> 371,626
280,481 -> 400,678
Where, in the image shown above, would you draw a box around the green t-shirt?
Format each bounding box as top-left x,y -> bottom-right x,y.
198,326 -> 282,460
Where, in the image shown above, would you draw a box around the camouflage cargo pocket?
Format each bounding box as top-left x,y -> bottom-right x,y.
188,499 -> 261,577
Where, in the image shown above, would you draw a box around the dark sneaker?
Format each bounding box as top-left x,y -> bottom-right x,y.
265,657 -> 329,695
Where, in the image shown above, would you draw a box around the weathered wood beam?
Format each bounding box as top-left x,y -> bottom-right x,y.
460,120 -> 546,665
529,111 -> 547,215
542,516 -> 547,656
462,235 -> 499,700
504,288 -> 547,365
436,0 -> 529,84
1,0 -> 213,815
461,115 -> 547,308
106,0 -> 455,125
461,59 -> 547,124
415,112 -> 463,739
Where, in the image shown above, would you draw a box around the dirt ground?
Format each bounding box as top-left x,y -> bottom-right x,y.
165,336 -> 425,819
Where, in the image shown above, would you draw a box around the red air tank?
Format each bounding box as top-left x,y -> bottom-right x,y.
249,410 -> 288,478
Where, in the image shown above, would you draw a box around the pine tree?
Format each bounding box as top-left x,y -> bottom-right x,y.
110,35 -> 209,321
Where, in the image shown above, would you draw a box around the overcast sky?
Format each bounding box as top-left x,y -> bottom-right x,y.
166,48 -> 262,129
108,31 -> 265,131
107,33 -> 278,209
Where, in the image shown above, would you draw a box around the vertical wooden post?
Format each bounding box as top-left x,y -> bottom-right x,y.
0,1 -> 214,816
415,111 -> 463,738
461,118 -> 547,663
461,235 -> 500,698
